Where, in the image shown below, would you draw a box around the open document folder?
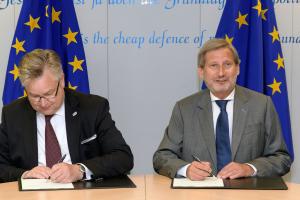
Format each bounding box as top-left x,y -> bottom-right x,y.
172,177 -> 288,190
20,178 -> 74,190
172,177 -> 224,188
19,175 -> 136,191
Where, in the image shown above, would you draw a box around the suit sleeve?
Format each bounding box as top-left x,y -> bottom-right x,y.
153,102 -> 189,178
248,97 -> 292,177
0,107 -> 27,182
81,98 -> 134,178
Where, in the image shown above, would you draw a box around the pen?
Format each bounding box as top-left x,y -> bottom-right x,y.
47,154 -> 67,181
192,155 -> 216,177
57,154 -> 66,164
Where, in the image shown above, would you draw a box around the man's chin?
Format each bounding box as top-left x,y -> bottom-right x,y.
211,87 -> 233,98
212,86 -> 230,93
36,109 -> 54,115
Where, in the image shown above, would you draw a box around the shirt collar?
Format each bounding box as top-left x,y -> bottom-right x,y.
210,89 -> 235,102
55,101 -> 65,117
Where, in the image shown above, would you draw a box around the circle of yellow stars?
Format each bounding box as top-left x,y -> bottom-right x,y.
10,4 -> 85,94
224,0 -> 285,96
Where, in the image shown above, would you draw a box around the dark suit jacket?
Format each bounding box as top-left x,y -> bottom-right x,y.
0,89 -> 133,182
153,86 -> 292,178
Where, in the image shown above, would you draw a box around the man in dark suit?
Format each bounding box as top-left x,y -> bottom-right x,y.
153,39 -> 292,180
0,49 -> 133,183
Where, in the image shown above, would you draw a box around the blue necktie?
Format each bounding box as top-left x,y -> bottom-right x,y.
215,100 -> 231,172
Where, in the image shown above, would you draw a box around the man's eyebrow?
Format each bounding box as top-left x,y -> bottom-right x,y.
28,88 -> 55,96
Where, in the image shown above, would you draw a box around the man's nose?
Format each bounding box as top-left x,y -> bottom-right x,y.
218,65 -> 225,76
39,97 -> 48,107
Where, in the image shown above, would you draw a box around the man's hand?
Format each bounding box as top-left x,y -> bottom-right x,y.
187,161 -> 213,181
50,163 -> 83,183
22,166 -> 51,179
217,162 -> 254,179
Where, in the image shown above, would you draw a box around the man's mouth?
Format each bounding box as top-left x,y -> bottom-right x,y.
216,79 -> 227,83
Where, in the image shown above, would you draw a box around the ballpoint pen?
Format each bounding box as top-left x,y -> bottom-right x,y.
192,155 -> 216,177
57,154 -> 66,164
47,154 -> 67,181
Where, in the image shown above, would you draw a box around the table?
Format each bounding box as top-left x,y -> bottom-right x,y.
0,175 -> 145,200
145,174 -> 300,200
1,174 -> 299,200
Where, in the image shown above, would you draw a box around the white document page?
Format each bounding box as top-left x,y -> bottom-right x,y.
21,178 -> 74,190
173,177 -> 224,188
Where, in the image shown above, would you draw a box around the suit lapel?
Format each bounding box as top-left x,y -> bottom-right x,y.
195,90 -> 217,170
23,100 -> 38,167
231,86 -> 249,160
64,90 -> 81,163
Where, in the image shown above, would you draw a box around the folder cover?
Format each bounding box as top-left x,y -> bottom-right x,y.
19,175 -> 136,191
172,177 -> 288,190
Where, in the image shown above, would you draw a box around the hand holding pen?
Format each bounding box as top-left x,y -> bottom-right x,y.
50,154 -> 85,183
47,154 -> 67,181
192,155 -> 216,178
186,155 -> 215,181
23,154 -> 67,180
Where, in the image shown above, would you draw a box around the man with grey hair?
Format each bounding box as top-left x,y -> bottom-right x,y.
153,38 -> 291,180
0,49 -> 133,183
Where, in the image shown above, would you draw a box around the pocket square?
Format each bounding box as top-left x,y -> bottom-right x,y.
81,134 -> 97,144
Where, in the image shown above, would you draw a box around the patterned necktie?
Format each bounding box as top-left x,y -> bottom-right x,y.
215,100 -> 232,172
45,115 -> 61,168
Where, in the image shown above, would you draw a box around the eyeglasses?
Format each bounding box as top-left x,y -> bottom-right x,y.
27,81 -> 60,103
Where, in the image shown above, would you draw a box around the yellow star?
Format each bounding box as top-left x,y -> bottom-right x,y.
261,9 -> 268,21
225,34 -> 233,45
68,82 -> 78,90
19,90 -> 27,99
268,78 -> 282,95
273,54 -> 284,70
24,15 -> 41,32
252,0 -> 262,16
69,56 -> 84,73
252,0 -> 268,20
45,5 -> 49,17
235,11 -> 248,29
12,38 -> 26,55
269,26 -> 280,43
63,28 -> 78,45
9,64 -> 20,81
52,7 -> 61,23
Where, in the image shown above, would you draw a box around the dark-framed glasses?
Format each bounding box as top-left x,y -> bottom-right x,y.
27,81 -> 60,103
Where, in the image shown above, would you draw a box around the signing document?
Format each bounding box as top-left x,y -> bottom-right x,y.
172,177 -> 224,188
20,178 -> 74,190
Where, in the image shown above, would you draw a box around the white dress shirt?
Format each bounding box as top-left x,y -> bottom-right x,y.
210,90 -> 234,143
37,102 -> 71,165
36,102 -> 92,179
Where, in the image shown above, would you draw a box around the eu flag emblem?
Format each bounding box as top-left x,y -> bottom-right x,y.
3,0 -> 90,105
215,0 -> 294,159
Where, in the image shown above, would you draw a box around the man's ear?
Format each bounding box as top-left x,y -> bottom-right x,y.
198,67 -> 204,80
60,73 -> 65,88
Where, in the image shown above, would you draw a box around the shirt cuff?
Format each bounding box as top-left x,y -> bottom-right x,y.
78,163 -> 93,180
245,163 -> 257,176
176,164 -> 190,177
